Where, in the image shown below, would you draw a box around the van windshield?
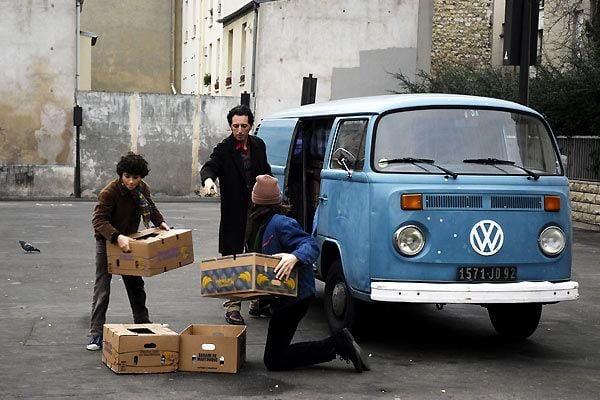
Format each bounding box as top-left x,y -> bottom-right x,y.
373,108 -> 562,176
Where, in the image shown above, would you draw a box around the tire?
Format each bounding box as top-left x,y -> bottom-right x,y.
487,303 -> 543,340
324,259 -> 363,333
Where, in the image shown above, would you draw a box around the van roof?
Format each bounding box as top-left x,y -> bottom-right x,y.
264,93 -> 537,119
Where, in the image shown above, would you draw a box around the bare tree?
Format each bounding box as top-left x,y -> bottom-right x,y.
543,0 -> 599,59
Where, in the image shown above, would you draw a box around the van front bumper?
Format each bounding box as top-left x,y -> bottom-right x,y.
371,281 -> 579,303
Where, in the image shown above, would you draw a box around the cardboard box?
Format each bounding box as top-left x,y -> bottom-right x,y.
178,324 -> 246,373
200,253 -> 298,299
107,228 -> 194,277
102,324 -> 179,374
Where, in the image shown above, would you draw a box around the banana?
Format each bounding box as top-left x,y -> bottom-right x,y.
201,275 -> 213,288
284,277 -> 296,290
256,273 -> 269,286
238,271 -> 251,283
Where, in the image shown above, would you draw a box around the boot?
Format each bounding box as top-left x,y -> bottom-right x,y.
333,328 -> 370,373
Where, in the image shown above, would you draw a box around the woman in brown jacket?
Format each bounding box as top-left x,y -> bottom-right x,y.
86,152 -> 169,351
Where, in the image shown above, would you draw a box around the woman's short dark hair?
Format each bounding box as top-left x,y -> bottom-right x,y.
227,105 -> 254,125
116,152 -> 150,177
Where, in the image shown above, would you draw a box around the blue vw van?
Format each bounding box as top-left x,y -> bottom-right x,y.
256,94 -> 579,339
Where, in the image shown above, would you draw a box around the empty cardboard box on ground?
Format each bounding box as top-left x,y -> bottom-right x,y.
102,324 -> 179,374
107,228 -> 193,277
179,324 -> 246,373
200,253 -> 297,299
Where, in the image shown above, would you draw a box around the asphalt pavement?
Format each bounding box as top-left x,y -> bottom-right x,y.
1,200 -> 599,400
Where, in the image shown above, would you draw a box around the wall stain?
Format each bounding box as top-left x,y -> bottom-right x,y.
0,58 -> 72,165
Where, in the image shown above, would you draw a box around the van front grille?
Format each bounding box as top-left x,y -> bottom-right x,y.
423,194 -> 544,210
491,195 -> 543,209
424,195 -> 483,209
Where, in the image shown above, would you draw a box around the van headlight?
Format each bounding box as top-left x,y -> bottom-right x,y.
538,226 -> 566,256
393,225 -> 425,256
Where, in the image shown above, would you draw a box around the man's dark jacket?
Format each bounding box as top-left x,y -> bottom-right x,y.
200,134 -> 272,255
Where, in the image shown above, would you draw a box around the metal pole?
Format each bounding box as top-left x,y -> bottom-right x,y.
73,105 -> 82,198
74,125 -> 81,197
518,0 -> 532,105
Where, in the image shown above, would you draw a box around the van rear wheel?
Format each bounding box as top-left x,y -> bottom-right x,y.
487,303 -> 542,340
324,259 -> 363,333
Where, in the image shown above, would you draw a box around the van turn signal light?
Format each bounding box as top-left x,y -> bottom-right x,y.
401,194 -> 423,210
544,195 -> 560,211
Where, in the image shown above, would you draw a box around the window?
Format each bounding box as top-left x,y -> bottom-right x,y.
330,120 -> 368,171
240,23 -> 247,83
226,29 -> 233,86
373,108 -> 560,175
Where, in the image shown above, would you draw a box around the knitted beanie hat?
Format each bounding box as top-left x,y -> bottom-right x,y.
251,175 -> 281,205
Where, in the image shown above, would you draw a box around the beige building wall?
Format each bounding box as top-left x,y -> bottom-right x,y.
81,0 -> 179,94
0,0 -> 76,166
79,35 -> 93,91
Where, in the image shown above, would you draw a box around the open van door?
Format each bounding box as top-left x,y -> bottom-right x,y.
255,118 -> 298,193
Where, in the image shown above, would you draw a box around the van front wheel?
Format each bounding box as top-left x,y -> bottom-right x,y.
487,303 -> 542,340
324,259 -> 362,333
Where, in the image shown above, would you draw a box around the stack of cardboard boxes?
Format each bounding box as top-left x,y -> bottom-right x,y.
102,323 -> 246,374
102,231 -> 297,374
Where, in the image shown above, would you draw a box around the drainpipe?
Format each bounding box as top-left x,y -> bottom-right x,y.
170,0 -> 177,94
74,0 -> 82,197
75,0 -> 81,103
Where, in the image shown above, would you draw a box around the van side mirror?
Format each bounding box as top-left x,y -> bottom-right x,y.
332,147 -> 356,179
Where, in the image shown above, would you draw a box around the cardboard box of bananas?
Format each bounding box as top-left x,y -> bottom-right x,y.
200,253 -> 297,299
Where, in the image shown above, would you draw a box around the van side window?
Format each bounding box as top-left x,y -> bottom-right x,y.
330,120 -> 368,171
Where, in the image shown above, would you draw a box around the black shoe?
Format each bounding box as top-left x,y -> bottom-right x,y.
225,310 -> 245,325
333,328 -> 370,373
248,301 -> 272,317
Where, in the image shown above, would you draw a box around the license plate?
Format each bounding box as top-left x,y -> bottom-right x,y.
457,266 -> 517,282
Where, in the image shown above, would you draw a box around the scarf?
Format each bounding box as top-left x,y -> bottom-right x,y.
235,141 -> 249,153
244,205 -> 277,253
133,186 -> 153,228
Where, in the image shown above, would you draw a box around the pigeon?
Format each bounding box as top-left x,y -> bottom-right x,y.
19,240 -> 41,253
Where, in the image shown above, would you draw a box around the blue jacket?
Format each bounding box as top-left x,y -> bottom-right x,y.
260,214 -> 320,308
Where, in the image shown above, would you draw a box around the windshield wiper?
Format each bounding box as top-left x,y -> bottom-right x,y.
378,157 -> 458,179
462,158 -> 539,180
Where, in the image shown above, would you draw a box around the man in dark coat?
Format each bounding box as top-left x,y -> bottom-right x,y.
200,104 -> 272,324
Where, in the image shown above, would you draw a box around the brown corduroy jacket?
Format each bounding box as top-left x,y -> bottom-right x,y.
92,179 -> 165,242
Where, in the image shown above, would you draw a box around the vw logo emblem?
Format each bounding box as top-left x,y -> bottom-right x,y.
470,220 -> 504,256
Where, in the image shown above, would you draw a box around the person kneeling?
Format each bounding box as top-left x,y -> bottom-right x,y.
245,175 -> 370,373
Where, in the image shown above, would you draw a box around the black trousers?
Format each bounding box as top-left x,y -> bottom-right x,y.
89,237 -> 150,336
263,296 -> 336,371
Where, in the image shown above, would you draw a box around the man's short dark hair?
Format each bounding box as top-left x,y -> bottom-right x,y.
227,105 -> 254,126
116,152 -> 150,178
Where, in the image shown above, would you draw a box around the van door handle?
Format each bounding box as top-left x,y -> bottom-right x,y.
318,196 -> 328,203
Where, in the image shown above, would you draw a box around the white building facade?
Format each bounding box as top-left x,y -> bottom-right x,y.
181,0 -> 433,120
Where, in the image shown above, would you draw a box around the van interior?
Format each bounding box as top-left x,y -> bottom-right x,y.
286,118 -> 334,233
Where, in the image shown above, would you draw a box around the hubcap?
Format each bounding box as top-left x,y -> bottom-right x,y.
331,281 -> 347,318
